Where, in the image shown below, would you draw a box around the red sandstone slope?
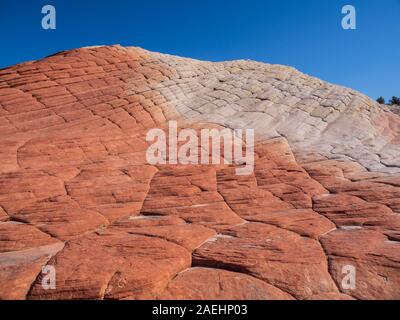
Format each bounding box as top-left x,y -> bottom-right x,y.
0,46 -> 399,300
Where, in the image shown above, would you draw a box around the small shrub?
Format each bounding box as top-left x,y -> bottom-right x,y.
389,96 -> 400,105
376,97 -> 385,104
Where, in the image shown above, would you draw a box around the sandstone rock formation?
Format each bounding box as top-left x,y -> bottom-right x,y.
0,45 -> 399,300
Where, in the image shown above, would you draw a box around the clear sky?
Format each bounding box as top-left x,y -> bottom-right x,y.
0,0 -> 399,101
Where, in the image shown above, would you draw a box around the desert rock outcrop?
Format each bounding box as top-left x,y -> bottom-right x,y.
0,45 -> 399,300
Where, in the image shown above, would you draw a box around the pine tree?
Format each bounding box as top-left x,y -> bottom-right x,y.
376,97 -> 385,104
389,96 -> 400,105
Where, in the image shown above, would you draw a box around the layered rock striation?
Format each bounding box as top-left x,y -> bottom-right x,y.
0,45 -> 399,300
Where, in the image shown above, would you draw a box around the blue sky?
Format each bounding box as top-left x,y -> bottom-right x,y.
0,0 -> 399,100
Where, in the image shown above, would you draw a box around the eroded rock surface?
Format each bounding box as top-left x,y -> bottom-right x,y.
0,45 -> 399,300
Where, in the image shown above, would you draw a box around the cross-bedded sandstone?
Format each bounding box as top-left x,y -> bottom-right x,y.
0,45 -> 399,300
